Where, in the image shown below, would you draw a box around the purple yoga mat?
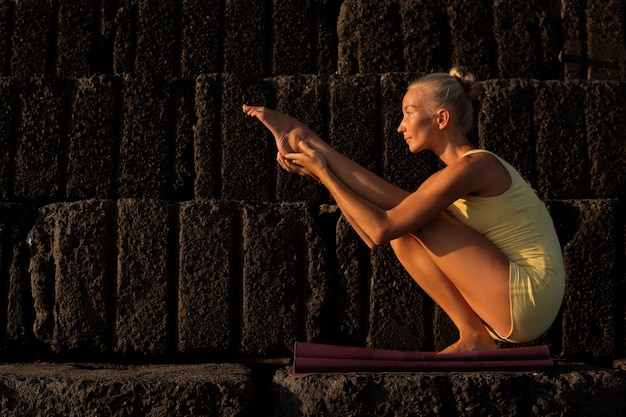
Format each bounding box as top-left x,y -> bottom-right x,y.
290,342 -> 553,376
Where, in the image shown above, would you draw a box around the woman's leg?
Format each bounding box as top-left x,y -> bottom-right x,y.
390,212 -> 511,353
243,105 -> 409,209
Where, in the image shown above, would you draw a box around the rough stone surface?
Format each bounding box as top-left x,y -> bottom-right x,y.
51,200 -> 116,355
329,74 -> 380,174
118,75 -> 173,199
241,202 -> 331,356
0,362 -> 254,417
193,74 -> 221,199
115,200 -> 174,356
368,245 -> 430,351
14,77 -> 65,202
552,199 -> 621,358
57,0 -> 94,78
180,0 -> 222,78
66,76 -> 119,200
271,364 -> 626,417
478,79 -> 536,184
0,203 -> 36,353
220,74 -> 274,202
535,81 -> 588,199
178,200 -> 239,354
10,0 -> 52,77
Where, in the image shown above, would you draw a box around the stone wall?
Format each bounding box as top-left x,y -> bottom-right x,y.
0,0 -> 624,368
1,0 -> 625,80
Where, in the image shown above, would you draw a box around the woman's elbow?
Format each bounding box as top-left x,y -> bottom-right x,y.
369,228 -> 392,248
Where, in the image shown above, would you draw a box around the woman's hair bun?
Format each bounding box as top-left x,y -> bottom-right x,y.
449,66 -> 482,101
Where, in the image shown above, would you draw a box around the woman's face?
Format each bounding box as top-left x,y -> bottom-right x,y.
397,88 -> 438,153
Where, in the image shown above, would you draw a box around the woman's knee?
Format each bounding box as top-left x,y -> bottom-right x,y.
390,233 -> 423,258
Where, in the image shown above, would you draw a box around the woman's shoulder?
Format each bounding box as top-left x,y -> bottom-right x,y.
456,149 -> 513,196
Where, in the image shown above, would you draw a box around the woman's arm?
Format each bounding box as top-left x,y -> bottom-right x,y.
281,138 -> 409,210
287,143 -> 491,248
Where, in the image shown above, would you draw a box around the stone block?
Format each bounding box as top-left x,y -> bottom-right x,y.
135,0 -> 180,78
14,77 -> 65,202
550,199 -> 620,358
178,200 -> 239,354
118,75 -> 173,198
585,81 -> 626,199
310,0 -> 341,74
57,0 -> 94,78
273,75 -> 328,203
221,74 -> 275,202
0,0 -> 14,76
302,205 -> 335,344
399,0 -> 449,73
560,0 -> 585,80
334,214 -> 370,346
328,74 -> 381,174
10,0 -> 53,77
241,202 -> 330,356
194,74 -> 221,199
272,0 -> 313,75
586,0 -> 626,80
272,365 -> 626,417
30,201 -> 116,355
171,80 -> 195,200
0,78 -> 17,200
0,363 -> 254,417
447,0 -> 495,79
478,79 -> 536,183
493,0 -> 560,79
534,81 -> 588,199
180,0 -> 222,79
96,0 -> 118,74
66,76 -> 120,200
337,0 -> 403,74
223,0 -> 266,76
54,201 -> 116,354
112,0 -> 135,74
368,244 -> 430,351
115,199 -> 174,356
0,204 -> 36,353
380,73 -> 438,192
30,204 -> 57,345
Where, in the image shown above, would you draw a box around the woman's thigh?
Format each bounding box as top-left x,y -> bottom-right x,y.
411,212 -> 512,337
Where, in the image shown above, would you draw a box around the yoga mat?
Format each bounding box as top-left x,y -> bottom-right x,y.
290,342 -> 553,376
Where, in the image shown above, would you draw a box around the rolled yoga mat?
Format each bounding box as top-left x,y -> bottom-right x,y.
290,342 -> 554,376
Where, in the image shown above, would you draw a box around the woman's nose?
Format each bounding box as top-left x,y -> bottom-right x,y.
397,122 -> 405,133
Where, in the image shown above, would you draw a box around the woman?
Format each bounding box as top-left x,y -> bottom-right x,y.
242,67 -> 565,353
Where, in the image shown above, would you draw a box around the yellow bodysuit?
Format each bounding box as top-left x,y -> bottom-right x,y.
446,149 -> 566,343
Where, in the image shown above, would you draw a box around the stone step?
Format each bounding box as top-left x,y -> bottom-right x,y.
0,362 -> 254,417
0,361 -> 624,417
272,363 -> 626,417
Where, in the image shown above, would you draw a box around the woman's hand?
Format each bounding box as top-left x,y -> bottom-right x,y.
283,141 -> 327,181
276,153 -> 319,181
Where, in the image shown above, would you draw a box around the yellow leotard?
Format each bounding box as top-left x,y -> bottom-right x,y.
446,149 -> 566,343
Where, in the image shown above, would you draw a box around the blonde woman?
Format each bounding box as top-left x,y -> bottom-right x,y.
243,67 -> 565,353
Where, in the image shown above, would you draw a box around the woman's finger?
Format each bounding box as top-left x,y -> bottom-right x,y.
277,152 -> 289,170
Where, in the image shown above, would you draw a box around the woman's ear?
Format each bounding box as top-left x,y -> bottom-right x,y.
436,109 -> 450,130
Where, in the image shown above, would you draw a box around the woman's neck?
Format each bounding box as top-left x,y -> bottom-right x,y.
434,131 -> 476,166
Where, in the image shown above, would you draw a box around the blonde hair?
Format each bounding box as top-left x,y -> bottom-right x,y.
408,66 -> 482,133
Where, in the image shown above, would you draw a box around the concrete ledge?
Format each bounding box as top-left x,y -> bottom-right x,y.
271,363 -> 626,417
0,362 -> 253,417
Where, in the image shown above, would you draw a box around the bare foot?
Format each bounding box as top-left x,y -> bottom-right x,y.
242,105 -> 315,155
438,335 -> 499,354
